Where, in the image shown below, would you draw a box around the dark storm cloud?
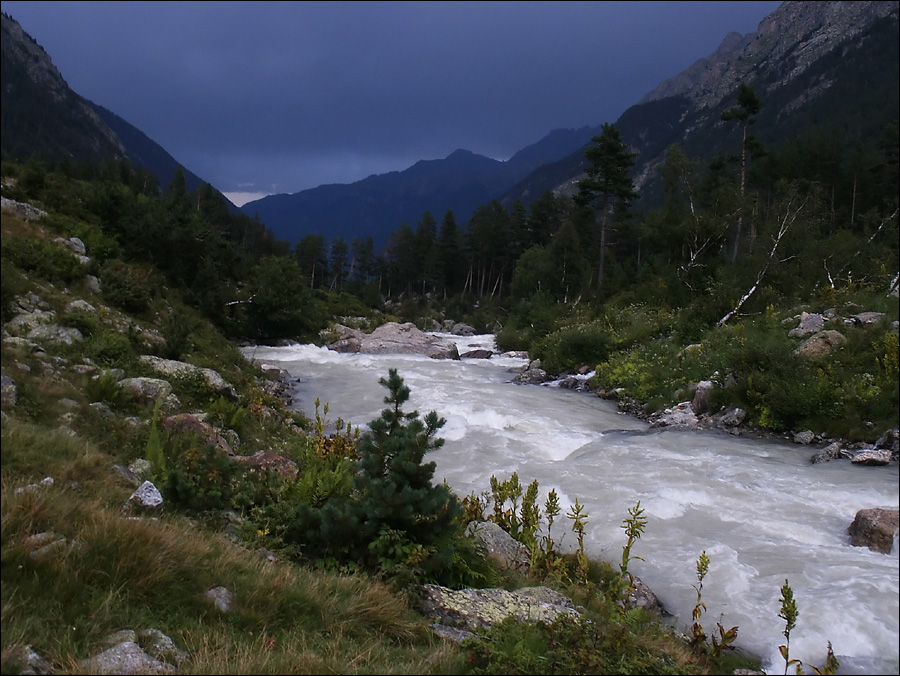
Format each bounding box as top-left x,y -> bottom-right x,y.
2,1 -> 782,203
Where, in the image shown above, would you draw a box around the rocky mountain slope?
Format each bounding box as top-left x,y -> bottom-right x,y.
0,12 -> 230,204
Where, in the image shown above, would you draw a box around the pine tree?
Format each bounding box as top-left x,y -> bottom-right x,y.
721,82 -> 763,260
576,123 -> 638,287
352,369 -> 463,570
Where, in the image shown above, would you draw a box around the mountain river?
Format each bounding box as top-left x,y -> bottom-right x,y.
241,333 -> 899,675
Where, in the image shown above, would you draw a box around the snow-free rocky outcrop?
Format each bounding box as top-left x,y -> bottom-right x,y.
324,321 -> 460,359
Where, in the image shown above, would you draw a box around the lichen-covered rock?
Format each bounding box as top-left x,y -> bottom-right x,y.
418,584 -> 580,633
139,355 -> 239,401
116,377 -> 174,405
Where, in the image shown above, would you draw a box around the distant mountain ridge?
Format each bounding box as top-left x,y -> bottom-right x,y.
240,127 -> 600,249
245,0 -> 899,249
0,12 -> 233,207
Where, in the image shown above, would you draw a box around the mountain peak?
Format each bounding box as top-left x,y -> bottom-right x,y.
639,0 -> 898,110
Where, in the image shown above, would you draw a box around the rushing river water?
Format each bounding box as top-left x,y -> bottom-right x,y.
242,333 -> 899,675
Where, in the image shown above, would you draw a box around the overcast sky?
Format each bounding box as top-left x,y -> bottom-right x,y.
4,1 -> 782,205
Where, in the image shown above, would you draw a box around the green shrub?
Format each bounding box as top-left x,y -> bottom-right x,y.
533,320 -> 614,374
162,441 -> 245,513
0,262 -> 27,324
1,235 -> 84,284
100,259 -> 155,314
594,339 -> 692,406
80,329 -> 136,369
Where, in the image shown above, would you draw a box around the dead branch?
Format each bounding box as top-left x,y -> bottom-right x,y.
718,194 -> 809,327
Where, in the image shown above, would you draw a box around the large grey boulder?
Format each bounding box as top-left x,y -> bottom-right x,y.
139,355 -> 239,401
1,196 -> 46,220
327,322 -> 460,359
116,377 -> 178,409
794,329 -> 846,358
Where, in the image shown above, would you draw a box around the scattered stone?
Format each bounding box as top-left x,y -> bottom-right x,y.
79,641 -> 174,675
512,367 -> 551,385
624,575 -> 667,615
163,413 -> 234,456
649,401 -> 699,429
811,441 -> 846,464
788,312 -> 826,337
26,324 -> 84,345
460,349 -> 493,359
112,464 -> 143,487
116,377 -> 173,402
1,374 -> 18,406
793,430 -> 816,445
128,458 -> 154,480
138,628 -> 189,667
466,521 -> 530,573
449,322 -> 477,336
720,407 -> 746,427
1,196 -> 46,220
124,481 -> 164,514
66,299 -> 96,314
206,585 -> 233,613
89,401 -> 116,419
3,644 -> 54,675
849,311 -> 885,326
690,380 -> 714,415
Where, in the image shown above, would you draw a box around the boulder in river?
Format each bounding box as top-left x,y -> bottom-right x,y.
326,322 -> 460,359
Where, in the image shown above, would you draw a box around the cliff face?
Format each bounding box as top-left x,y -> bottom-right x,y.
640,1 -> 899,112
